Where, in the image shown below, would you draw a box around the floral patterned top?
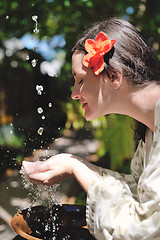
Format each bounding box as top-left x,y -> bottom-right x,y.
86,98 -> 160,240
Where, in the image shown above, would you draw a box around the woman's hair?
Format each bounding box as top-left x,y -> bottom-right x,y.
71,18 -> 160,87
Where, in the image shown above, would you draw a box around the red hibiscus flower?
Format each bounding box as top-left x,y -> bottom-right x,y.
82,31 -> 116,75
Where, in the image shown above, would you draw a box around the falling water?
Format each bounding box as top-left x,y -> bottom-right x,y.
26,55 -> 30,60
37,107 -> 43,114
19,166 -> 64,240
36,85 -> 43,95
31,58 -> 38,67
20,166 -> 60,208
18,15 -> 65,239
48,103 -> 52,108
32,15 -> 39,34
37,127 -> 44,135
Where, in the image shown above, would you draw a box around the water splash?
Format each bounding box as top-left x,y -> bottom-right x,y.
37,127 -> 44,135
31,59 -> 38,67
19,15 -> 65,238
36,85 -> 43,95
33,46 -> 38,51
37,107 -> 43,114
19,170 -> 62,240
20,166 -> 60,208
32,15 -> 39,34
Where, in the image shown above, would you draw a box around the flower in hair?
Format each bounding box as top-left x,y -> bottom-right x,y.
82,31 -> 116,75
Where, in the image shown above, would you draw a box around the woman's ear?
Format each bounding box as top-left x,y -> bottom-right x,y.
106,69 -> 123,89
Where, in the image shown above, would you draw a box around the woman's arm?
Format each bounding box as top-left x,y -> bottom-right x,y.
22,153 -> 101,193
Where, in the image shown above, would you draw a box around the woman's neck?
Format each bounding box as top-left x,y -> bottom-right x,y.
128,83 -> 160,132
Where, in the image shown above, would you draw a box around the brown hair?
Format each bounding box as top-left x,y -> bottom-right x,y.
71,18 -> 160,88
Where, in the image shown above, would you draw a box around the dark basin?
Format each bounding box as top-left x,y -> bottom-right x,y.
11,204 -> 95,240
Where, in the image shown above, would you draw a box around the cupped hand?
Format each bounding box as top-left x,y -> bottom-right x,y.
22,153 -> 101,193
22,153 -> 77,186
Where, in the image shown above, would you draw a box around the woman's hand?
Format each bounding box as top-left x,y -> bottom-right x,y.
22,153 -> 101,193
22,153 -> 75,185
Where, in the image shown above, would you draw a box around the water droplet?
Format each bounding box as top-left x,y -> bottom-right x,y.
58,127 -> 60,130
34,29 -> 39,34
31,59 -> 38,67
37,107 -> 43,114
42,115 -> 45,120
45,225 -> 49,231
26,55 -> 30,60
32,15 -> 38,21
6,15 -> 9,19
37,127 -> 44,135
48,103 -> 52,108
36,85 -> 43,95
32,15 -> 39,34
33,46 -> 38,51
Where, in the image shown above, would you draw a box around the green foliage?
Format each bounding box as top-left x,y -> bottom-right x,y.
15,154 -> 23,162
75,191 -> 87,205
0,124 -> 25,148
62,100 -> 89,130
92,114 -> 135,170
0,134 -> 24,148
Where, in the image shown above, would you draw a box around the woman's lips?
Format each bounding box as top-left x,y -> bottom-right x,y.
82,103 -> 87,109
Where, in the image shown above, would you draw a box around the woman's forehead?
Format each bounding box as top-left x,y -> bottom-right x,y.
72,51 -> 86,76
72,50 -> 84,63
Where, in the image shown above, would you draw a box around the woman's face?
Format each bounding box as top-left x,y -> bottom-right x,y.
71,50 -> 116,121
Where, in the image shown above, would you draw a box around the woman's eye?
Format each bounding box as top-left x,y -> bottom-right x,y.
78,80 -> 83,85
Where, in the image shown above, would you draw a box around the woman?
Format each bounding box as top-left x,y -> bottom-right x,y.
23,18 -> 160,239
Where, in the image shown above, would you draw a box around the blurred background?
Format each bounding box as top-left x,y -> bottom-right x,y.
0,0 -> 160,238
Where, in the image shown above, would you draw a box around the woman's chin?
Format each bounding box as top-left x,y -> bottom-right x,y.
84,113 -> 98,121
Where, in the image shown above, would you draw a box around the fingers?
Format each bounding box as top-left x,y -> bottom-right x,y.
22,161 -> 59,184
22,160 -> 51,175
28,170 -> 62,186
28,170 -> 52,182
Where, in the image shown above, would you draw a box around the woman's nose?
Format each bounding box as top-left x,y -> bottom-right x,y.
71,85 -> 80,100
